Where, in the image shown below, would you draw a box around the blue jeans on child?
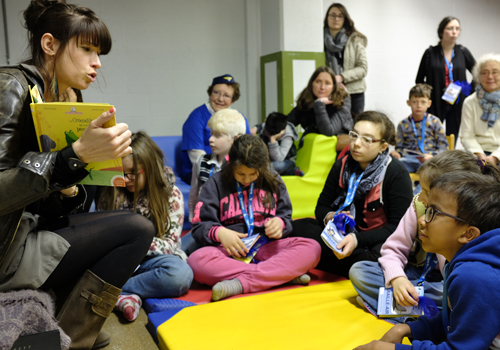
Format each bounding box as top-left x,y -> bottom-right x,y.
349,260 -> 443,318
271,159 -> 296,175
399,157 -> 422,195
121,254 -> 193,298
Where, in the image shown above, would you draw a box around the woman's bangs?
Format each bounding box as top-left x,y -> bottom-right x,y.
74,18 -> 112,55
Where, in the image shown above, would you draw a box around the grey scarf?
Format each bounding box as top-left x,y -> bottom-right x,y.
324,27 -> 349,75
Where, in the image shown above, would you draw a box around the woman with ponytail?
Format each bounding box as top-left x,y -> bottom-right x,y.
0,1 -> 153,348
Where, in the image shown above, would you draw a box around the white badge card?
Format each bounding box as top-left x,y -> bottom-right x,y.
442,82 -> 462,105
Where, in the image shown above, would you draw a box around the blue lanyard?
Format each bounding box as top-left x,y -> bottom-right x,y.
209,166 -> 215,178
443,48 -> 455,83
410,114 -> 427,154
416,252 -> 439,289
236,181 -> 255,236
334,170 -> 364,217
442,263 -> 450,333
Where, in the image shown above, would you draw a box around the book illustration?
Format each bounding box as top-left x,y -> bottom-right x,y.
377,286 -> 424,318
29,85 -> 125,187
321,220 -> 344,254
234,234 -> 270,264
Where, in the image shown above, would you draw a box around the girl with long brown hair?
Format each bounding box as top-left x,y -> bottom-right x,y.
98,131 -> 193,321
187,135 -> 321,301
288,66 -> 352,150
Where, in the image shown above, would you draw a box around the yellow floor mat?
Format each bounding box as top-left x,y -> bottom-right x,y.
157,280 -> 411,349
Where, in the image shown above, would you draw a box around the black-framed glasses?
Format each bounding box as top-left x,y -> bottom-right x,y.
124,169 -> 144,181
348,131 -> 384,147
328,14 -> 344,19
424,206 -> 469,224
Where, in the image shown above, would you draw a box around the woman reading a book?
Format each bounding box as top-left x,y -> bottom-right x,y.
459,53 -> 500,165
0,1 -> 154,348
290,111 -> 413,279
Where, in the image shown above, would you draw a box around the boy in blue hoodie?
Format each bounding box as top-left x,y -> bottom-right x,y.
355,170 -> 500,350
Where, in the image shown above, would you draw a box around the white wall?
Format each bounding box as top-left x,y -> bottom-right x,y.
322,0 -> 500,138
2,0 -> 500,137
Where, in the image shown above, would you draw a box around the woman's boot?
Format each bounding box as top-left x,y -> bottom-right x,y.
56,270 -> 121,350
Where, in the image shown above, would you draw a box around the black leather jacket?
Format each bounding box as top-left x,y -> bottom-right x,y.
0,64 -> 87,266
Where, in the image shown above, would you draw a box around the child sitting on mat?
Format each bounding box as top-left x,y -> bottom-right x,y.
349,150 -> 500,320
98,131 -> 193,321
188,135 -> 321,301
355,170 -> 500,350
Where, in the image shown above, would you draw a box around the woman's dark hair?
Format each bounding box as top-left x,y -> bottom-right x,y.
437,16 -> 460,40
207,83 -> 241,102
22,0 -> 111,84
430,171 -> 500,234
418,150 -> 500,186
353,111 -> 396,146
221,135 -> 282,210
323,3 -> 367,45
264,112 -> 288,135
297,66 -> 348,111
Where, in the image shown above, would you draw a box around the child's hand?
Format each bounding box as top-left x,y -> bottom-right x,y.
391,276 -> 419,306
353,340 -> 396,350
218,228 -> 249,258
379,324 -> 412,344
339,210 -> 354,220
333,234 -> 356,259
485,155 -> 499,164
416,153 -> 432,163
269,128 -> 286,143
264,217 -> 283,239
389,150 -> 401,159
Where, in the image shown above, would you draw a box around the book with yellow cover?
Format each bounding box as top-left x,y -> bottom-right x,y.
29,85 -> 125,187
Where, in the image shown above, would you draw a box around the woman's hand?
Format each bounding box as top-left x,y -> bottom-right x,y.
391,276 -> 419,306
72,108 -> 132,163
264,217 -> 283,239
218,227 -> 249,258
317,97 -> 333,105
333,234 -> 356,259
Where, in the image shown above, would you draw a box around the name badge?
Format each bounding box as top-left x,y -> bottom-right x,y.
442,82 -> 462,105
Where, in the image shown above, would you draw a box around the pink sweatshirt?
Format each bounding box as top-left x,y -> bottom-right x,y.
378,204 -> 446,288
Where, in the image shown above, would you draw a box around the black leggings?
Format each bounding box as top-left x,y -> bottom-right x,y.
291,218 -> 381,279
40,210 -> 154,290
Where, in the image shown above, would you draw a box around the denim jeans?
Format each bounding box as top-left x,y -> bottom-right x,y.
121,254 -> 193,298
399,157 -> 423,195
271,159 -> 296,175
349,260 -> 443,314
181,232 -> 203,256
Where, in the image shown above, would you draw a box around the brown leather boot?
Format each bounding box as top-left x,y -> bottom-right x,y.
56,270 -> 121,350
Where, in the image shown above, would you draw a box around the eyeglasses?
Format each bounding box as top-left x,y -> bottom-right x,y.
212,90 -> 233,101
328,14 -> 344,19
348,131 -> 384,147
424,206 -> 469,224
124,169 -> 144,181
480,70 -> 500,77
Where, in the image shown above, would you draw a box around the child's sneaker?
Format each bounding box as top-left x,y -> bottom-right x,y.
294,167 -> 305,176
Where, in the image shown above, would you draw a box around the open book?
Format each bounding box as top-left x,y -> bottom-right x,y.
29,85 -> 125,186
377,286 -> 424,317
234,234 -> 270,264
401,148 -> 425,157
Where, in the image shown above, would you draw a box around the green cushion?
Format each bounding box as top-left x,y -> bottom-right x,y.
282,133 -> 337,219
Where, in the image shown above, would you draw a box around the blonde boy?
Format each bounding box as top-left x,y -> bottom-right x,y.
187,109 -> 246,221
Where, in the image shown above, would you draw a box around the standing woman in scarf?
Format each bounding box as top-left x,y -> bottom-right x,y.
416,16 -> 475,140
324,3 -> 368,116
290,112 -> 413,278
460,53 -> 500,165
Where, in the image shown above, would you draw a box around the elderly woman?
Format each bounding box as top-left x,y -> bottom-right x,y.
459,53 -> 500,164
324,3 -> 368,115
181,74 -> 250,183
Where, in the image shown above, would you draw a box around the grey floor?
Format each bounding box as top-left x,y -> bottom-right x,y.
101,309 -> 159,350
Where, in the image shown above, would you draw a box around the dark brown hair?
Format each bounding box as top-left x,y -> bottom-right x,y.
430,171 -> 500,233
354,111 -> 396,146
297,66 -> 348,111
221,135 -> 282,210
409,83 -> 433,100
99,131 -> 172,238
324,3 -> 367,45
22,0 -> 111,85
207,83 -> 241,102
437,16 -> 460,41
418,150 -> 500,186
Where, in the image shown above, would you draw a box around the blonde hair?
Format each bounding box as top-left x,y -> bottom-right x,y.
207,109 -> 246,138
